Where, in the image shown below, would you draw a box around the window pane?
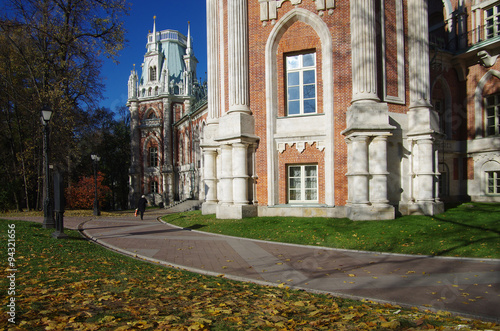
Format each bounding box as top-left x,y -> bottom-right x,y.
287,55 -> 300,69
288,72 -> 300,86
288,86 -> 300,100
289,178 -> 301,189
288,101 -> 300,115
303,53 -> 315,67
305,166 -> 317,176
303,70 -> 315,84
303,84 -> 316,99
303,99 -> 316,114
305,177 -> 317,189
305,189 -> 317,201
289,189 -> 300,201
289,166 -> 301,178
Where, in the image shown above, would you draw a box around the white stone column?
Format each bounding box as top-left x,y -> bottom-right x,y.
206,0 -> 220,122
228,0 -> 250,114
404,0 -> 443,216
369,135 -> 390,206
219,144 -> 233,204
348,135 -> 370,205
416,138 -> 435,202
350,0 -> 379,103
408,0 -> 431,109
203,149 -> 218,204
232,143 -> 248,205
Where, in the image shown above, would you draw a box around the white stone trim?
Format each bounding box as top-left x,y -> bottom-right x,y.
265,8 -> 335,206
381,0 -> 405,104
276,141 -> 326,153
474,69 -> 500,138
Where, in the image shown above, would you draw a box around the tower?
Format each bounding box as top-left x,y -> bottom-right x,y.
127,18 -> 206,208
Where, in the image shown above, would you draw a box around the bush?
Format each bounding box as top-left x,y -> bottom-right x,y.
65,172 -> 111,210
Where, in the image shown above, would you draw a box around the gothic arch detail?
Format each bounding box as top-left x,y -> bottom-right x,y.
265,8 -> 335,206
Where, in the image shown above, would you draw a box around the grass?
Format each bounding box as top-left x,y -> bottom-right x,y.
1,219 -> 498,330
162,202 -> 500,259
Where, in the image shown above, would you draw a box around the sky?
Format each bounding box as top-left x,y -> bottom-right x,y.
99,0 -> 208,112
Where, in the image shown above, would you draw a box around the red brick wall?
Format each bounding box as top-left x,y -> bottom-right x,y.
247,0 -> 353,206
278,143 -> 325,204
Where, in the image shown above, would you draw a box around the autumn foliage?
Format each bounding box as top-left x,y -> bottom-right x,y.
65,172 -> 111,210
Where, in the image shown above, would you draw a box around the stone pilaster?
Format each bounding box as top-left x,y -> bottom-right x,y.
228,0 -> 250,114
347,136 -> 370,206
369,135 -> 390,206
350,0 -> 379,103
219,144 -> 233,205
206,0 -> 220,123
402,0 -> 444,216
232,143 -> 248,205
202,148 -> 218,215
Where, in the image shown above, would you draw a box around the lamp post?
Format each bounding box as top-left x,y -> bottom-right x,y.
41,106 -> 54,228
91,154 -> 101,216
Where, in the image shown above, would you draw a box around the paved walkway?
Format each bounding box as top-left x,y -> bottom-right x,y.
4,210 -> 500,322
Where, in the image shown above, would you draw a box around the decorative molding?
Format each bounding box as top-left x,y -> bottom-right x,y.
277,141 -> 326,153
259,0 -> 335,23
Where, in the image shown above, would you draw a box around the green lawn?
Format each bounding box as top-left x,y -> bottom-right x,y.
1,220 -> 498,330
163,202 -> 500,259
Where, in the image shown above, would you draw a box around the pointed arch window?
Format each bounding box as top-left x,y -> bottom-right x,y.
150,66 -> 157,82
149,147 -> 158,167
150,180 -> 159,194
286,52 -> 317,116
485,94 -> 500,136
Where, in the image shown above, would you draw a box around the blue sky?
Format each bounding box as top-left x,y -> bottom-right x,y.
100,1 -> 207,112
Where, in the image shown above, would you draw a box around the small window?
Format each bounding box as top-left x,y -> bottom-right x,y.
288,165 -> 318,203
485,5 -> 500,40
150,180 -> 159,194
286,52 -> 317,116
485,94 -> 500,136
487,171 -> 500,194
147,110 -> 157,119
149,147 -> 158,167
150,66 -> 157,81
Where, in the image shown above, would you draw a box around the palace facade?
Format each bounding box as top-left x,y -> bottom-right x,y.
128,1 -> 500,220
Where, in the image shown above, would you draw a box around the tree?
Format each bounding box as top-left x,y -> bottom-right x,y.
0,0 -> 129,210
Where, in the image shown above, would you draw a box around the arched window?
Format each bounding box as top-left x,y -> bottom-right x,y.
147,110 -> 157,119
149,147 -> 158,167
150,180 -> 159,194
150,66 -> 157,81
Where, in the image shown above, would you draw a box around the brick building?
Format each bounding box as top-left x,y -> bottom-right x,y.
200,0 -> 500,220
127,20 -> 207,208
128,1 -> 500,220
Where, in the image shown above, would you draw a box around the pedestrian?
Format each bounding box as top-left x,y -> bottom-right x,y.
137,195 -> 148,220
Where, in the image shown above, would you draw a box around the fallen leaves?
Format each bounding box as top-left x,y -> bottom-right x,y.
1,220 -> 499,331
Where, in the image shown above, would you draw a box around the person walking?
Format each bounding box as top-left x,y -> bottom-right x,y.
137,195 -> 148,220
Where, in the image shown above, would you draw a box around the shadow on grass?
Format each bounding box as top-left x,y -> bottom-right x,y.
184,224 -> 207,230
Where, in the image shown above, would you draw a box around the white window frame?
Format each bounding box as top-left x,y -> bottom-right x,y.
150,180 -> 159,194
485,93 -> 500,136
485,4 -> 500,40
149,147 -> 158,167
287,164 -> 318,203
487,171 -> 500,195
286,52 -> 317,116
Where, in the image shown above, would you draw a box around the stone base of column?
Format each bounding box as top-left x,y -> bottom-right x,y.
202,202 -> 218,215
399,201 -> 444,216
346,204 -> 395,221
216,204 -> 257,219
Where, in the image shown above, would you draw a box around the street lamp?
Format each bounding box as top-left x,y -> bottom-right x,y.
41,106 -> 54,228
91,154 -> 101,216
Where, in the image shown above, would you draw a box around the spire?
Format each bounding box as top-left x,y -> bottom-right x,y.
153,16 -> 157,42
186,21 -> 192,56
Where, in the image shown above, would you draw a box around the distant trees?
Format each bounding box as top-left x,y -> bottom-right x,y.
0,0 -> 130,211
